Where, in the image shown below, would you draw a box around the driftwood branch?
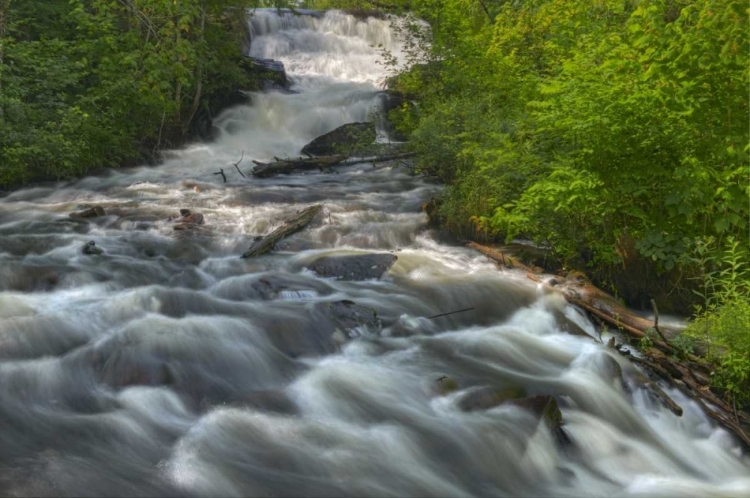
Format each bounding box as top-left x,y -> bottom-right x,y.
428,307 -> 475,319
233,151 -> 245,178
241,205 -> 322,258
213,168 -> 227,183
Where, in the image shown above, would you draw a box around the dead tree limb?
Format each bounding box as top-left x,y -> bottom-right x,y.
233,151 -> 245,178
241,205 -> 322,258
651,299 -> 671,346
428,307 -> 475,319
213,168 -> 227,183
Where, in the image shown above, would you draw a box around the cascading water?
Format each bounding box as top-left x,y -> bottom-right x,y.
0,9 -> 748,497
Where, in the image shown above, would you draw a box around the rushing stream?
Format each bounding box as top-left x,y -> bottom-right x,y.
0,10 -> 748,497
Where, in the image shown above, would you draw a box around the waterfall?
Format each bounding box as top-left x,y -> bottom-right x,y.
0,9 -> 747,497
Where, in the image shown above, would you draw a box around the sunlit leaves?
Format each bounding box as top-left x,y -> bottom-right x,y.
400,0 -> 748,274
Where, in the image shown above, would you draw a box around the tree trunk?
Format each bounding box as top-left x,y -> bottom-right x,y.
0,0 -> 11,122
183,3 -> 206,137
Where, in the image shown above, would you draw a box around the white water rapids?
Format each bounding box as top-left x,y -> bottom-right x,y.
0,9 -> 748,497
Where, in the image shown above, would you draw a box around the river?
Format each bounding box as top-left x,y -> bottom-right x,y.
0,9 -> 748,497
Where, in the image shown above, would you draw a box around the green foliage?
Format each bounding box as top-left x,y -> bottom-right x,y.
389,0 -> 748,276
638,328 -> 659,350
712,352 -> 750,407
670,333 -> 695,360
0,0 -> 267,188
686,236 -> 750,407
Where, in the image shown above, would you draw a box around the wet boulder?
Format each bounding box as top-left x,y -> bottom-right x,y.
172,209 -> 205,230
307,253 -> 397,281
433,376 -> 460,396
245,57 -> 290,92
510,395 -> 570,445
69,205 -> 106,219
509,396 -> 562,426
183,213 -> 204,225
550,307 -> 593,338
81,241 -> 103,256
0,265 -> 62,292
300,122 -> 376,157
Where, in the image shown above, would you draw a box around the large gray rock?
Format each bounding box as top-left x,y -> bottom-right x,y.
307,253 -> 397,281
244,57 -> 290,91
300,122 -> 376,157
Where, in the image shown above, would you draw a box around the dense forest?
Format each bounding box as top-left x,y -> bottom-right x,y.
0,0 -> 273,186
1,0 -> 749,407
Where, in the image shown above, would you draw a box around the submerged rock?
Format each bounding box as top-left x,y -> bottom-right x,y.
307,253 -> 397,281
456,389 -> 570,445
456,386 -> 527,411
434,376 -> 460,396
69,205 -> 106,219
321,299 -> 381,345
300,122 -> 376,157
183,213 -> 204,225
81,241 -> 103,256
172,210 -> 205,230
0,266 -> 61,292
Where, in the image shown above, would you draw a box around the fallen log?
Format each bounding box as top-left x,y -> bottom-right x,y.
251,152 -> 415,178
467,241 -> 750,449
343,151 -> 416,165
241,205 -> 322,258
467,242 -> 543,274
251,155 -> 349,177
